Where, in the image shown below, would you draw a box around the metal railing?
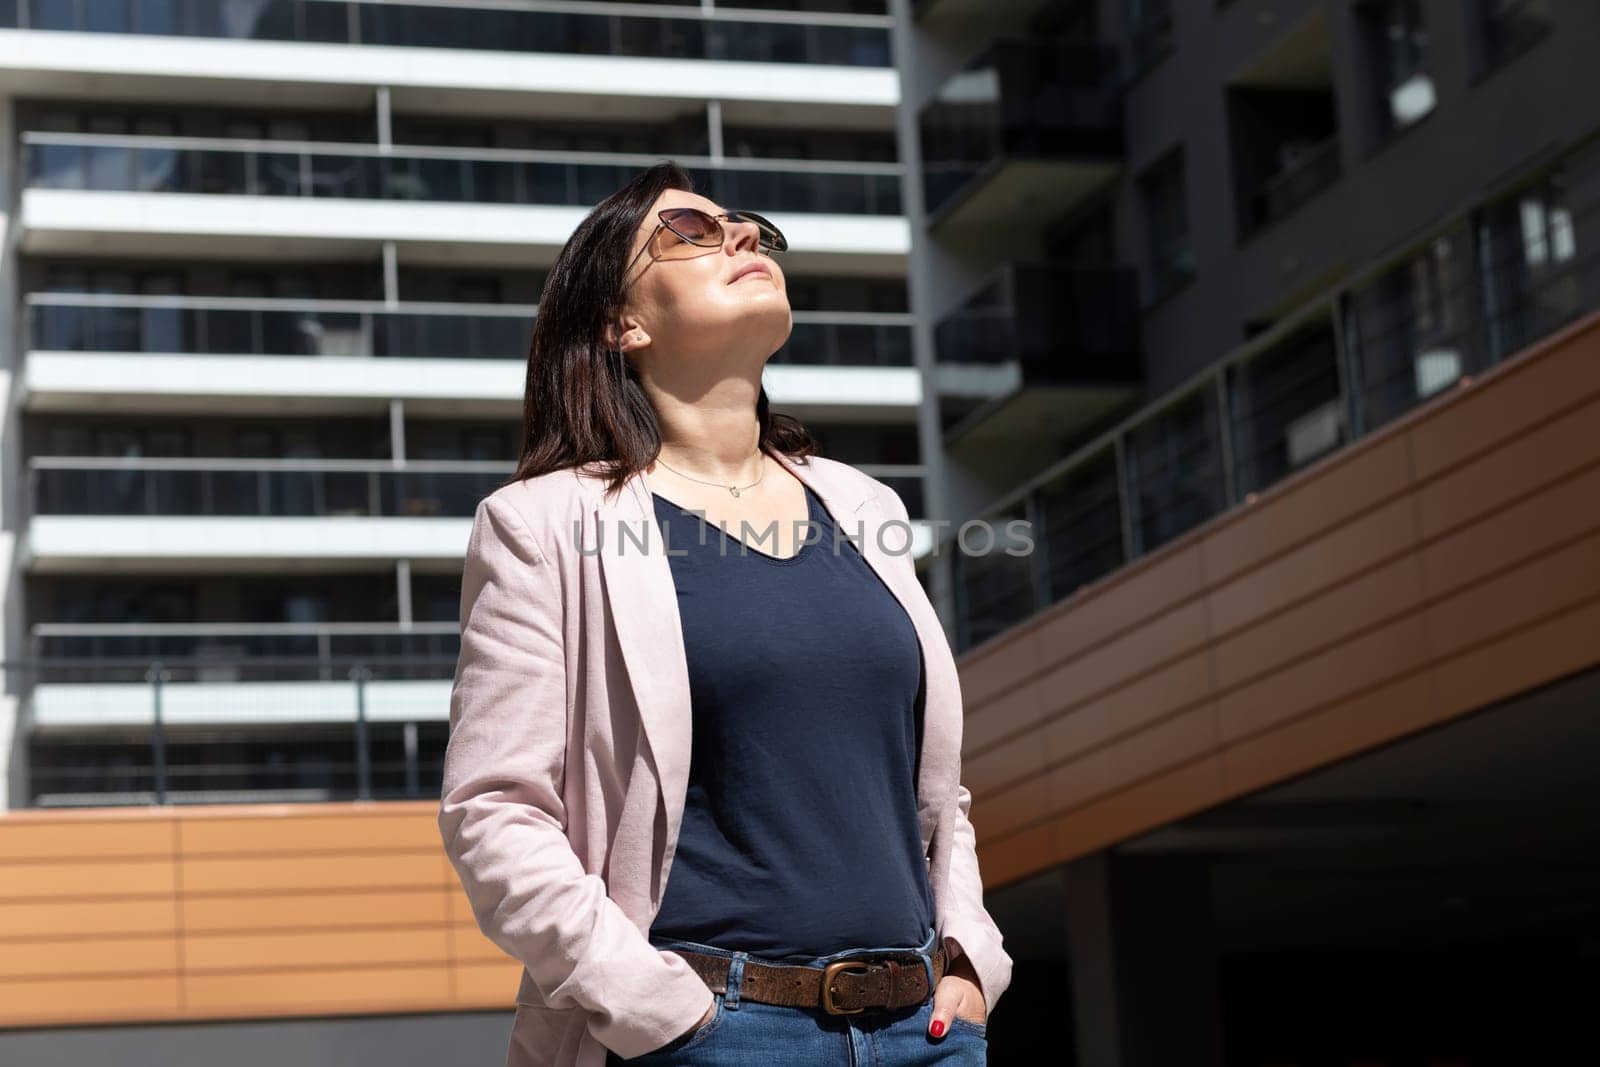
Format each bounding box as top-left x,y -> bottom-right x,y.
0,0 -> 892,67
21,132 -> 903,216
949,131 -> 1600,653
933,264 -> 1141,375
13,655 -> 453,807
919,39 -> 1124,221
1247,131 -> 1343,236
28,624 -> 461,682
25,294 -> 916,367
29,457 -> 927,519
29,458 -> 508,518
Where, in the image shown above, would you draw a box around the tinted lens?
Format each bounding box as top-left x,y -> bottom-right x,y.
663,208 -> 721,245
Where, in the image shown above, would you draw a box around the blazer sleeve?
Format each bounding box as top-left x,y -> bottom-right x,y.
872,477 -> 1015,1017
438,495 -> 715,1060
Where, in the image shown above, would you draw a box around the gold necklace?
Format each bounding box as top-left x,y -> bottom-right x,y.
654,450 -> 766,497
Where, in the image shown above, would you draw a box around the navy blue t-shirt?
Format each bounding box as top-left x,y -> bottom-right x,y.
645,481 -> 936,961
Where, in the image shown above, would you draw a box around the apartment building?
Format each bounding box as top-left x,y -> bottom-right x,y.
3,1 -> 1600,1064
0,3 -> 924,1058
893,1 -> 1600,1064
0,0 -> 927,813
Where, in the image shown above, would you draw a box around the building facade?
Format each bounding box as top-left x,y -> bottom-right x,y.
0,0 -> 924,813
3,1 -> 1600,1064
894,1 -> 1600,1064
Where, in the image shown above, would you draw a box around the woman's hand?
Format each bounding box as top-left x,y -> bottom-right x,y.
928,952 -> 987,1037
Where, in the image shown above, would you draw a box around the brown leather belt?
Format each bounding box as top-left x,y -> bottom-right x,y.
672,943 -> 946,1015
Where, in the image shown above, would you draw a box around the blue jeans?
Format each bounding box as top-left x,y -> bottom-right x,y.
606,924 -> 987,1064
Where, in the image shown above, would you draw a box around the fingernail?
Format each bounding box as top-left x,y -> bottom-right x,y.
930,1020 -> 945,1038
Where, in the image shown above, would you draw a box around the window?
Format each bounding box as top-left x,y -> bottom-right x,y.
1473,0 -> 1550,77
1356,0 -> 1434,142
1138,148 -> 1193,303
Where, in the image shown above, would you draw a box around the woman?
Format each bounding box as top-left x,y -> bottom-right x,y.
439,162 -> 1012,1067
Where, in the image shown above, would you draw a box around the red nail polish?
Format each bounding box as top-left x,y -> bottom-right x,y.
930,1020 -> 945,1038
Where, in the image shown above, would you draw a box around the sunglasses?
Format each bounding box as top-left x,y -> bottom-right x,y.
624,207 -> 788,282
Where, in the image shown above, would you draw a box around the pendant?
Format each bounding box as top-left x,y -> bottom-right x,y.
730,486 -> 741,497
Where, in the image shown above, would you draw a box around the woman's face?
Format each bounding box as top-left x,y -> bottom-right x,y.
610,188 -> 792,372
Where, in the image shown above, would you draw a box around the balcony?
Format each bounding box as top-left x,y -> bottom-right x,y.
22,133 -> 902,215
21,294 -> 919,417
944,132 -> 1600,654
29,459 -> 505,520
18,134 -> 909,270
0,0 -> 892,68
933,263 -> 1142,447
23,458 -> 929,567
1244,129 -> 1342,237
30,459 -> 924,518
1225,13 -> 1342,240
920,40 -> 1123,232
29,623 -> 461,688
26,295 -> 915,368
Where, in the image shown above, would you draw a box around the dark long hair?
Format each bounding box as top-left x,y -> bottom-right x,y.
502,161 -> 819,499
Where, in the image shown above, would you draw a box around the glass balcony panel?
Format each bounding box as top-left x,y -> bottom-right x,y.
25,137 -> 901,215
19,1 -> 889,66
32,466 -> 508,518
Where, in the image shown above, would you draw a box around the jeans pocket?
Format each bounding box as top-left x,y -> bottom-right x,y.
947,1014 -> 988,1040
650,993 -> 725,1056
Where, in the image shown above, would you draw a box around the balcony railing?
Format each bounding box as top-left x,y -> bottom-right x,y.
21,133 -> 904,216
14,653 -> 453,807
920,39 -> 1123,221
27,295 -> 915,367
0,0 -> 892,67
934,263 -> 1141,379
30,458 -> 926,519
949,131 -> 1600,652
1247,131 -> 1343,236
30,458 -> 508,518
29,624 -> 461,683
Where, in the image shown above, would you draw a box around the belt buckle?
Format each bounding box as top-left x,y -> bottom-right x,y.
821,960 -> 873,1015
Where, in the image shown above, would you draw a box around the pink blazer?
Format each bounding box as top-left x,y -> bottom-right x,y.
439,448 -> 1014,1067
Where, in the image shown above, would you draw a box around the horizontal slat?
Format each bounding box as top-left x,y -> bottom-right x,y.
184,963 -> 454,1013
181,852 -> 447,893
179,811 -> 445,855
0,819 -> 174,861
0,934 -> 179,980
1,859 -> 176,901
182,888 -> 448,933
185,927 -> 451,971
0,897 -> 175,939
